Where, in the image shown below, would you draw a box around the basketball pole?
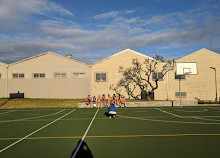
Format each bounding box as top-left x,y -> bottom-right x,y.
179,78 -> 182,108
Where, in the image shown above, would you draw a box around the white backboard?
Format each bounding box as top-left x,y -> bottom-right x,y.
176,63 -> 197,75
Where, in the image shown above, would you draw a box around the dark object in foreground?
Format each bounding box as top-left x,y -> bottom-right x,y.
71,140 -> 93,158
10,91 -> 24,99
104,112 -> 116,118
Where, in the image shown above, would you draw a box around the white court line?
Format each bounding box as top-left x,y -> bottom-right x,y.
118,115 -> 220,125
192,117 -> 220,122
174,109 -> 208,112
183,116 -> 220,118
156,108 -> 220,122
0,109 -> 66,123
155,108 -> 182,118
72,109 -> 99,158
209,107 -> 220,110
0,110 -> 17,115
0,109 -> 75,153
0,109 -> 66,112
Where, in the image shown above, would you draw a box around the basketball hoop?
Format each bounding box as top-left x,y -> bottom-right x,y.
185,72 -> 191,78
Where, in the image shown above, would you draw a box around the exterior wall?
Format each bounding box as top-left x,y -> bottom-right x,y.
153,73 -> 169,100
7,53 -> 90,98
91,49 -> 166,99
0,63 -> 8,98
166,49 -> 220,101
1,48 -> 219,101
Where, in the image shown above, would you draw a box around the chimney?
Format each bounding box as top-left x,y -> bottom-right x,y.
66,54 -> 72,59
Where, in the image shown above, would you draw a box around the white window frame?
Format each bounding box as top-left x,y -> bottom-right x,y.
73,73 -> 85,78
95,72 -> 107,82
175,92 -> 187,97
12,73 -> 25,79
152,72 -> 163,80
33,73 -> 45,79
54,72 -> 67,78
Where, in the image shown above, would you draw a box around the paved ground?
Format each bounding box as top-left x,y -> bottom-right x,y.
0,106 -> 220,158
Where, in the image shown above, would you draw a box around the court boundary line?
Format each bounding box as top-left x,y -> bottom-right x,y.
192,116 -> 220,122
0,109 -> 68,112
72,109 -> 99,158
155,108 -> 220,121
174,109 -> 208,112
0,109 -> 76,153
1,133 -> 220,140
118,114 -> 220,125
0,109 -> 66,123
209,107 -> 220,110
0,110 -> 17,115
155,108 -> 182,118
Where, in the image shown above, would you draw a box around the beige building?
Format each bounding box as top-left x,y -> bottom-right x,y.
1,52 -> 90,98
0,48 -> 219,101
91,49 -> 166,100
91,48 -> 220,101
0,62 -> 8,98
166,48 -> 220,101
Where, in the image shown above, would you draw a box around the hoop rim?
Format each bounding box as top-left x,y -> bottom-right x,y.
185,72 -> 192,75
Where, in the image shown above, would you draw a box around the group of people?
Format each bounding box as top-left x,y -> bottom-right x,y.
85,94 -> 126,108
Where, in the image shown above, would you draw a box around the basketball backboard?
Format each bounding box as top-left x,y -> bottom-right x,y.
176,63 -> 197,75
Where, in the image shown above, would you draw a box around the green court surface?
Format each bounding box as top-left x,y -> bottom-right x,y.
0,106 -> 220,158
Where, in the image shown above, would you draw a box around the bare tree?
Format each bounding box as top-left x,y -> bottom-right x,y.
110,56 -> 174,100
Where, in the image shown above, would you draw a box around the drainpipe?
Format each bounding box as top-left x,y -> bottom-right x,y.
6,65 -> 9,98
166,69 -> 169,100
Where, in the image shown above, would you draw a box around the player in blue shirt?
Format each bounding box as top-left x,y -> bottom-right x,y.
107,103 -> 117,118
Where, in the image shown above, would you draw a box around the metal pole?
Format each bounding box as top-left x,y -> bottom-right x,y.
166,70 -> 169,100
210,67 -> 217,102
179,78 -> 182,108
214,69 -> 217,102
6,66 -> 8,98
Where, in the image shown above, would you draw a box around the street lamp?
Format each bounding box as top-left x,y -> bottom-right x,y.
210,67 -> 218,102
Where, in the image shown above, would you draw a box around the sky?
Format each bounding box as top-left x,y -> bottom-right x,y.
0,0 -> 220,64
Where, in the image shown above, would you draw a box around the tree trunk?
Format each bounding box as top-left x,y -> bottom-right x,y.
146,92 -> 151,101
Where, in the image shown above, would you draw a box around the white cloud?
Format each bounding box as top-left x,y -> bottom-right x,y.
126,17 -> 220,48
0,41 -> 79,63
0,2 -> 220,64
0,0 -> 74,30
94,11 -> 118,19
42,27 -> 93,38
93,9 -> 137,20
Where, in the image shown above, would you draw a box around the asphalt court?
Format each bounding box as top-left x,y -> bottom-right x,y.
0,106 -> 220,158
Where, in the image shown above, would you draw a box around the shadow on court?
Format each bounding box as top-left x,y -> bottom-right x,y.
104,112 -> 110,117
71,140 -> 93,158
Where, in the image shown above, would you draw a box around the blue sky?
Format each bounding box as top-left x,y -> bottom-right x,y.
0,0 -> 220,64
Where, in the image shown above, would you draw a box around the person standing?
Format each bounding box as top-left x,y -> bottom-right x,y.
101,94 -> 106,107
107,94 -> 111,107
97,94 -> 101,108
92,96 -> 97,108
85,95 -> 92,107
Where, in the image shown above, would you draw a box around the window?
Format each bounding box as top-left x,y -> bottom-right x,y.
175,92 -> 187,97
33,73 -> 45,78
175,73 -> 186,80
0,73 -> 1,79
152,72 -> 163,80
95,73 -> 106,82
54,73 -> 66,78
12,73 -> 24,79
73,73 -> 85,78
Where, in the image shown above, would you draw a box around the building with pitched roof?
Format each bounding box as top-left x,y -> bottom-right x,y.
5,52 -> 90,98
166,48 -> 220,101
0,62 -> 8,98
0,48 -> 219,101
